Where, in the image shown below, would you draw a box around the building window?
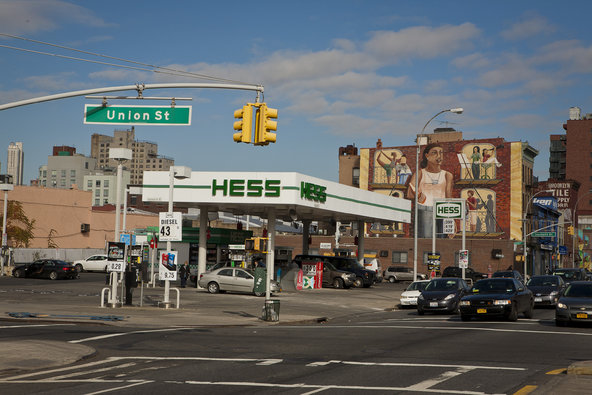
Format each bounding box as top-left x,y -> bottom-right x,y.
95,189 -> 100,197
104,180 -> 109,187
95,199 -> 100,205
103,189 -> 109,197
131,195 -> 137,205
391,251 -> 408,264
70,170 -> 76,177
96,180 -> 101,187
70,179 -> 76,186
61,170 -> 66,177
352,167 -> 360,186
87,180 -> 92,188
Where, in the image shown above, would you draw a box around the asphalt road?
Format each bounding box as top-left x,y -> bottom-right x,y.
0,274 -> 590,394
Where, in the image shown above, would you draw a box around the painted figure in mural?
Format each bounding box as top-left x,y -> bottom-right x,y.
396,155 -> 412,185
484,194 -> 495,233
471,146 -> 481,180
376,150 -> 398,184
466,190 -> 478,232
407,143 -> 453,238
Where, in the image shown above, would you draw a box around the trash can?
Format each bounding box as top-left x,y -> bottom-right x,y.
262,299 -> 280,322
253,267 -> 267,296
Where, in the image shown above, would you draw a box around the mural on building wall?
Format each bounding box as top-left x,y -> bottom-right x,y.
457,143 -> 501,180
374,149 -> 409,185
461,188 -> 497,234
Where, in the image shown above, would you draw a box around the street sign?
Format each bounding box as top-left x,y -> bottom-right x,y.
443,218 -> 456,234
159,212 -> 183,241
532,231 -> 556,237
434,200 -> 464,219
84,105 -> 192,125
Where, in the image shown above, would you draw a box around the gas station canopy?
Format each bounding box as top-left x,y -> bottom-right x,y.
142,171 -> 411,225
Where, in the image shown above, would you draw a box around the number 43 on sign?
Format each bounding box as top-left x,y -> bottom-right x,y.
159,212 -> 183,241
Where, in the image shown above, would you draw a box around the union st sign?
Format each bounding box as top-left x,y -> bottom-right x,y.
84,105 -> 192,125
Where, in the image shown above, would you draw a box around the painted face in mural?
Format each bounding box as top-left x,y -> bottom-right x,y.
424,146 -> 444,170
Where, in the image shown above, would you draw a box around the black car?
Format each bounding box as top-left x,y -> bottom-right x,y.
459,278 -> 534,321
293,255 -> 376,287
492,270 -> 525,283
526,275 -> 565,307
416,277 -> 470,315
441,266 -> 488,283
12,259 -> 78,280
555,281 -> 592,326
553,268 -> 588,284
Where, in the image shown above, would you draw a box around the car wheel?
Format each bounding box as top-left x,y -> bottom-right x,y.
461,314 -> 470,321
254,291 -> 264,297
49,271 -> 58,280
388,277 -> 395,283
74,264 -> 83,273
207,282 -> 220,294
524,300 -> 534,319
507,305 -> 518,322
333,278 -> 344,289
354,277 -> 364,288
13,270 -> 22,278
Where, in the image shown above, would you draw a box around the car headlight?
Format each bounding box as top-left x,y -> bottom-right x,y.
418,294 -> 425,301
459,300 -> 470,306
444,293 -> 455,300
550,291 -> 558,296
557,302 -> 568,309
494,299 -> 511,305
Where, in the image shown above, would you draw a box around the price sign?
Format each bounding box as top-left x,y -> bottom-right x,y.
159,250 -> 178,281
108,261 -> 125,272
159,212 -> 183,241
443,219 -> 455,234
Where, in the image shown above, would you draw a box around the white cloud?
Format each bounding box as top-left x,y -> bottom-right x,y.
500,14 -> 555,41
0,0 -> 109,35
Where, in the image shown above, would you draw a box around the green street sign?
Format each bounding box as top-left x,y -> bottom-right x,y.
84,105 -> 192,125
532,231 -> 556,237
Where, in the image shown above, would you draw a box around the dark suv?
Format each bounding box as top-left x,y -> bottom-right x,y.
442,266 -> 488,283
293,254 -> 376,287
553,268 -> 589,284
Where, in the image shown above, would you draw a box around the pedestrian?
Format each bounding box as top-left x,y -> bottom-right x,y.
179,261 -> 190,288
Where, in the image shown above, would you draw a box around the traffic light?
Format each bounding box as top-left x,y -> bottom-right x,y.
244,237 -> 268,252
568,225 -> 574,235
254,103 -> 278,145
233,104 -> 253,143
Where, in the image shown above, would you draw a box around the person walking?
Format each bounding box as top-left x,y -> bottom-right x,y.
179,261 -> 190,288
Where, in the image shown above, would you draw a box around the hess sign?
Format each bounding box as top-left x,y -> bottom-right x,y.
434,200 -> 464,219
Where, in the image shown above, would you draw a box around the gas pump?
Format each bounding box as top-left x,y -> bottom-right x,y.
228,244 -> 247,268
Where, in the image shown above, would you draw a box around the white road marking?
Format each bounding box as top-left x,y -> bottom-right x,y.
69,327 -> 196,343
309,360 -> 525,371
0,323 -> 74,329
82,380 -> 153,395
407,367 -> 471,390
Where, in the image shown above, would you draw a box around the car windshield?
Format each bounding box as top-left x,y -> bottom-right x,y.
425,279 -> 459,291
345,258 -> 364,270
492,271 -> 512,278
471,279 -> 515,294
554,270 -> 577,279
407,281 -> 428,291
527,276 -> 558,287
564,283 -> 592,298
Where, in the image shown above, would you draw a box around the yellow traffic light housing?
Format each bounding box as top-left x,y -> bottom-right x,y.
244,237 -> 268,253
254,103 -> 278,145
233,104 -> 253,143
568,225 -> 574,235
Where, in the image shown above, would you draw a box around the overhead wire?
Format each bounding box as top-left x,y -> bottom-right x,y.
0,33 -> 255,86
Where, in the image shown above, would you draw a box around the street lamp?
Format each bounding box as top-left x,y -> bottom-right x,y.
413,108 -> 463,281
0,175 -> 14,276
522,189 -> 553,278
109,148 -> 132,241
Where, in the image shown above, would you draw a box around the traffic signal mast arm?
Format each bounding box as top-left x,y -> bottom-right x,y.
524,221 -> 567,238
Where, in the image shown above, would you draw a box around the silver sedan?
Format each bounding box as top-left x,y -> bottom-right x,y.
198,267 -> 280,296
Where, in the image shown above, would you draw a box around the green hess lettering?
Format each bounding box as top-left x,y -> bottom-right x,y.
212,179 -> 280,197
301,182 -> 327,203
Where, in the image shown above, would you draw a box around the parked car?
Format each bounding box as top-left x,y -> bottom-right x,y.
383,266 -> 426,283
555,281 -> 592,326
322,262 -> 357,289
12,259 -> 78,280
459,278 -> 534,321
72,254 -> 109,273
293,255 -> 376,288
492,270 -> 525,283
417,277 -> 470,315
553,268 -> 589,284
198,267 -> 280,296
363,258 -> 383,282
442,266 -> 488,283
400,280 -> 430,307
526,275 -> 565,307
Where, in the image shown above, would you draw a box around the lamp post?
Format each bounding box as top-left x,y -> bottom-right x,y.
109,148 -> 132,241
522,189 -> 553,278
413,108 -> 463,281
0,175 -> 14,276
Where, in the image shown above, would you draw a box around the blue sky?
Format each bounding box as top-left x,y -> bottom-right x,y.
1,0 -> 591,184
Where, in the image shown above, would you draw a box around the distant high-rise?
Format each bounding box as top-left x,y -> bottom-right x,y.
7,142 -> 24,185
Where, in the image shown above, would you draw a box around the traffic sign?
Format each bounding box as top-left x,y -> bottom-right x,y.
434,200 -> 464,219
532,231 -> 556,237
159,212 -> 183,241
84,105 -> 192,125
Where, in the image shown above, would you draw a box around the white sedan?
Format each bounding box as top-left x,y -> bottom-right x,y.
198,267 -> 280,296
400,280 -> 430,307
72,254 -> 109,273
